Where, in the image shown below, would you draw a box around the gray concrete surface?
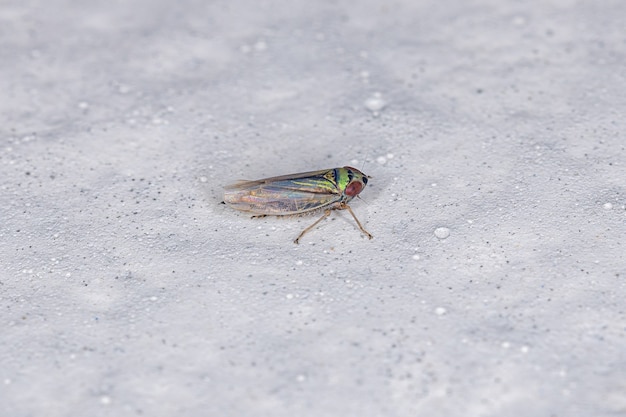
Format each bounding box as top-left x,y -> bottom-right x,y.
1,0 -> 625,416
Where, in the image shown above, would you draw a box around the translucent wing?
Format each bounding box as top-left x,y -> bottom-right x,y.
224,169 -> 342,215
224,169 -> 336,190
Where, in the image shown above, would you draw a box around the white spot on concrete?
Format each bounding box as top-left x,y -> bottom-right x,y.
364,93 -> 386,115
434,227 -> 450,239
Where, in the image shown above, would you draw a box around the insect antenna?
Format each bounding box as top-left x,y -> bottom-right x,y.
356,194 -> 370,205
360,152 -> 370,172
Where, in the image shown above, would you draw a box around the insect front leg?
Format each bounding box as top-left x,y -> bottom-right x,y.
339,203 -> 373,240
294,209 -> 332,244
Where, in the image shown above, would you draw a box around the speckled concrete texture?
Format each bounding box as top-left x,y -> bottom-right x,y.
2,1 -> 625,416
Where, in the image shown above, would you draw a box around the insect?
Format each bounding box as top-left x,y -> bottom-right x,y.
223,166 -> 373,244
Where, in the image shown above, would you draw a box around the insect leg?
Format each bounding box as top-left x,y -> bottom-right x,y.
340,203 -> 373,239
294,209 -> 332,244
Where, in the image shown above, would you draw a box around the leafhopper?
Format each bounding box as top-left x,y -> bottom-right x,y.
223,166 -> 373,243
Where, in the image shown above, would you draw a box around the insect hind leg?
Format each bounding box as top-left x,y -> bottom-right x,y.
294,209 -> 332,244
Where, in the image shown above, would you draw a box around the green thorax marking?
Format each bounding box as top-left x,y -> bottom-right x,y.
334,167 -> 353,193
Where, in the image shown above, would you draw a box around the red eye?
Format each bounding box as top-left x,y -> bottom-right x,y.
345,181 -> 363,197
